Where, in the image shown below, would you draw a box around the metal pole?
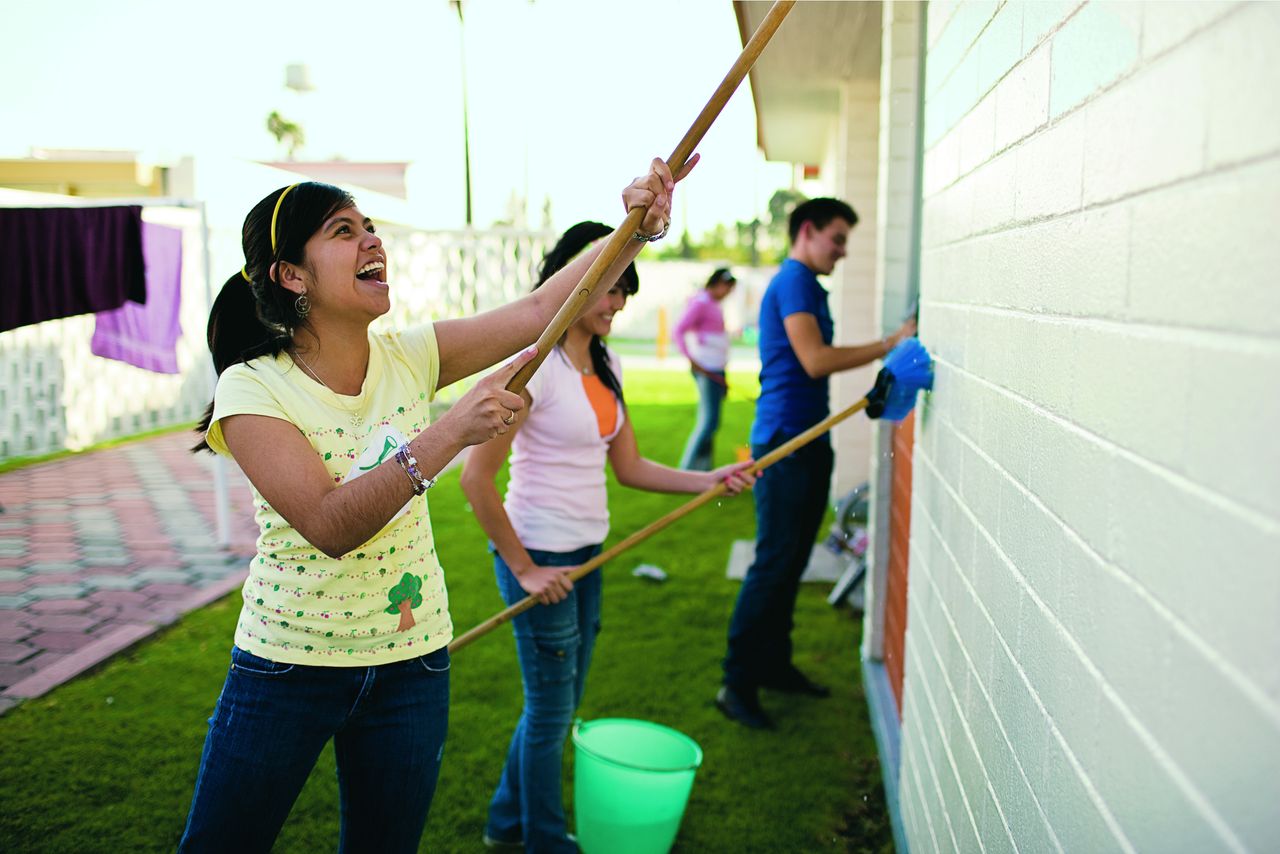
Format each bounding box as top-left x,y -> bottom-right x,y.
453,0 -> 474,227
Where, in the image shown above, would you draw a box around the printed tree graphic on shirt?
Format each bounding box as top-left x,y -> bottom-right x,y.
385,573 -> 424,632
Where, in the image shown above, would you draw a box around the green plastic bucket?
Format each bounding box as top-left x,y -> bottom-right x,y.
572,718 -> 703,854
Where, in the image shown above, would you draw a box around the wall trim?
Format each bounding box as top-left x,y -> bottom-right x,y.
863,655 -> 909,854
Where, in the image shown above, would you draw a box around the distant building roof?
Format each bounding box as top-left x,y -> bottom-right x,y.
0,151 -> 165,197
259,161 -> 410,200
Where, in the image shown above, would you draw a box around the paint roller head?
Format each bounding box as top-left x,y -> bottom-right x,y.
865,337 -> 933,421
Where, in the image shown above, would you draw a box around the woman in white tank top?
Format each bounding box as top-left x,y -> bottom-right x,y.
461,222 -> 755,853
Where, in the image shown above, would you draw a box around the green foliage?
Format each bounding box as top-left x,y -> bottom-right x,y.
266,110 -> 305,159
767,187 -> 808,240
0,369 -> 892,853
654,188 -> 808,266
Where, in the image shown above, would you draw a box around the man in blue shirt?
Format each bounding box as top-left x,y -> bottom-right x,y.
717,198 -> 915,729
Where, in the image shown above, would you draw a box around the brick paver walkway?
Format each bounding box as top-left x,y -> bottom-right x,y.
0,432 -> 258,714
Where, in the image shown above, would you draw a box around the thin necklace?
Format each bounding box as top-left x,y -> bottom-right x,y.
292,349 -> 366,428
564,346 -> 592,375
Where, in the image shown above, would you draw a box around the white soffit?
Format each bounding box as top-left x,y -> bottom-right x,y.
735,0 -> 883,164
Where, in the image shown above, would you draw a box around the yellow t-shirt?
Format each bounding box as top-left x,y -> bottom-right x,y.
206,324 -> 450,666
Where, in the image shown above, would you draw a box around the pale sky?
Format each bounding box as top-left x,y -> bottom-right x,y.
2,0 -> 793,233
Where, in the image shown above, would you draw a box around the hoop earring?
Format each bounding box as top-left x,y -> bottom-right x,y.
294,291 -> 311,317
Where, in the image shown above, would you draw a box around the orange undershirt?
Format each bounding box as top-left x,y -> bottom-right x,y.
581,373 -> 618,437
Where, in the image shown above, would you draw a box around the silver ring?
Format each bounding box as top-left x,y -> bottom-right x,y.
633,220 -> 670,243
502,411 -> 515,426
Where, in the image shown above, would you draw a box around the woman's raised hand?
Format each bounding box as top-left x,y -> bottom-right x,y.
442,347 -> 537,446
622,155 -> 700,238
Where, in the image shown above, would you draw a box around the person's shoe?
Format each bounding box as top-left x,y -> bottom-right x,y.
715,684 -> 774,729
485,832 -> 576,851
762,668 -> 831,698
482,831 -> 523,850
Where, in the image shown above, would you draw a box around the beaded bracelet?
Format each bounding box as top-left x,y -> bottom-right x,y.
394,444 -> 435,495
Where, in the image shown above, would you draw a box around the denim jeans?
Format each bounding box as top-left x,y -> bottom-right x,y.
179,645 -> 450,853
486,543 -> 603,853
678,370 -> 726,471
723,433 -> 833,689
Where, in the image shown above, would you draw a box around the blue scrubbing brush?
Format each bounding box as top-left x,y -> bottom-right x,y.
865,337 -> 933,421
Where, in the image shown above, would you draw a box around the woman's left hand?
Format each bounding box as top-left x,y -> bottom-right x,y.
710,460 -> 756,496
622,155 -> 701,238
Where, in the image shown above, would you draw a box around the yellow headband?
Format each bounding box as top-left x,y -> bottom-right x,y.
242,183 -> 299,284
270,183 -> 299,254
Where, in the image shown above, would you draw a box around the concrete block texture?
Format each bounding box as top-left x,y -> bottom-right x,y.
1022,0 -> 1082,54
994,44 -> 1051,153
1141,1 -> 1241,60
1128,158 -> 1280,338
975,2 -> 1024,98
1081,36 -> 1209,207
901,3 -> 1279,853
1014,109 -> 1085,220
1049,1 -> 1141,118
1204,3 -> 1280,167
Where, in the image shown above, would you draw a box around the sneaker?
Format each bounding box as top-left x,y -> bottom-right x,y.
715,684 -> 774,729
761,667 -> 831,698
484,832 -> 576,851
482,832 -> 523,850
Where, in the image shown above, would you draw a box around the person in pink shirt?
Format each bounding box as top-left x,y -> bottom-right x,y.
461,225 -> 754,853
672,267 -> 737,470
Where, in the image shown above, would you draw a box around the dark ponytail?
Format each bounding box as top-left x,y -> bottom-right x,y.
533,221 -> 639,404
193,182 -> 356,452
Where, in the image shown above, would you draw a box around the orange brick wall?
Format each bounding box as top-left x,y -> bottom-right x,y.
884,410 -> 915,716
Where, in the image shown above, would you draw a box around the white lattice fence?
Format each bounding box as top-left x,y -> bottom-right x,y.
377,227 -> 551,328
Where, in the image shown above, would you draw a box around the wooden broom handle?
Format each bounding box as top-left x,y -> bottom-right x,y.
449,394 -> 868,653
505,0 -> 796,394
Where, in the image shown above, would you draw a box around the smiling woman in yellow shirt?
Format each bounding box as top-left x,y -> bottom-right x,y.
178,158 -> 689,853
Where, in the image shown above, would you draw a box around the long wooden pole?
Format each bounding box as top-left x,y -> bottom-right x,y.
505,0 -> 796,394
449,395 -> 869,653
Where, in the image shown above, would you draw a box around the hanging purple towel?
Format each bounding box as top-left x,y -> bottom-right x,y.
0,205 -> 146,333
91,222 -> 184,374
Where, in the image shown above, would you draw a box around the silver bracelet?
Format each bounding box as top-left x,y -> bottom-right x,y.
632,220 -> 670,243
394,444 -> 435,495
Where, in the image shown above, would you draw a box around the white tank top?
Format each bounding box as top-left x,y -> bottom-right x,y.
504,347 -> 625,551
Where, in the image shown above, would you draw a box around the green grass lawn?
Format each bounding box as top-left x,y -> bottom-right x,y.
0,369 -> 892,853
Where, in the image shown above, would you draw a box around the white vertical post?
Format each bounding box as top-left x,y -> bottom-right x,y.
198,201 -> 232,547
864,0 -> 926,663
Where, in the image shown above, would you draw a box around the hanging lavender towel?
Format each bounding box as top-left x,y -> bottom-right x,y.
0,205 -> 146,333
91,222 -> 184,373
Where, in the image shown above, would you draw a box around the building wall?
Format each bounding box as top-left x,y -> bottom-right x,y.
900,2 -> 1280,851
830,77 -> 884,498
867,0 -> 927,666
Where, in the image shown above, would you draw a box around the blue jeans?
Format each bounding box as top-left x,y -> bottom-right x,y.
486,543 -> 603,853
723,433 -> 833,689
679,370 -> 726,471
179,645 -> 450,853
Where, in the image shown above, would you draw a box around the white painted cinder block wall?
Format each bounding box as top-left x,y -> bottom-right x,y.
830,78 -> 885,498
900,2 -> 1280,851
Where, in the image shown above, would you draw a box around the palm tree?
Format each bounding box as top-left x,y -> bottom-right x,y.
266,110 -> 305,160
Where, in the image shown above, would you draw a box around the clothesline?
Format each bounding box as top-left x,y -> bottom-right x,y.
0,195 -> 230,547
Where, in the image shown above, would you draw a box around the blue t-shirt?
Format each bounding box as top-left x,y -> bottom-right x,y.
750,258 -> 834,445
